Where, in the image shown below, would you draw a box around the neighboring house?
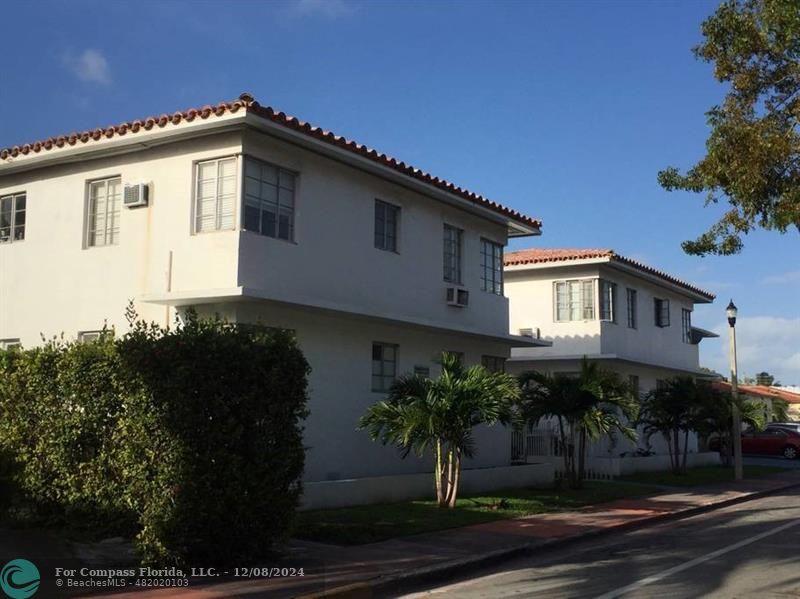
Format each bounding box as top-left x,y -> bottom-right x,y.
713,382 -> 800,424
503,248 -> 718,460
0,93 -> 551,504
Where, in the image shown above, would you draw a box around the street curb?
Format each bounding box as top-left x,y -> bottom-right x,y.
296,478 -> 800,598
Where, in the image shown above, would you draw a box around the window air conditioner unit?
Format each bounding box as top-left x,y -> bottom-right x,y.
446,286 -> 469,307
124,183 -> 149,208
519,327 -> 541,339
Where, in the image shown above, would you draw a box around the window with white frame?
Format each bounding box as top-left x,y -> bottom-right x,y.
243,157 -> 295,240
374,199 -> 399,252
372,342 -> 398,392
0,192 -> 25,244
626,288 -> 638,329
682,308 -> 692,343
599,279 -> 617,322
0,339 -> 21,350
654,298 -> 670,327
480,239 -> 503,295
481,355 -> 506,373
78,330 -> 104,343
554,279 -> 595,321
443,224 -> 463,284
87,178 -> 121,246
195,157 -> 237,233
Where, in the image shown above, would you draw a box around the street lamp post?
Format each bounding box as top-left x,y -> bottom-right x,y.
727,300 -> 743,481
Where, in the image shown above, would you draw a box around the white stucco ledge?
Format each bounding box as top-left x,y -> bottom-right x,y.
139,286 -> 552,347
508,351 -> 713,377
300,462 -> 555,510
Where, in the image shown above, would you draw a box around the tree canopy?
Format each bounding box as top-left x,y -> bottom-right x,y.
658,0 -> 800,255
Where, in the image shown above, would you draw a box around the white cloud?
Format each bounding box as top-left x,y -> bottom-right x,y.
63,49 -> 111,85
703,316 -> 800,386
288,0 -> 353,18
761,271 -> 800,285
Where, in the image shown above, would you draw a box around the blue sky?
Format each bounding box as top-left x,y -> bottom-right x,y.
1,0 -> 798,383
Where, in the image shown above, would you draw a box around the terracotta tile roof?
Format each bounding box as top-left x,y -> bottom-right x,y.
713,381 -> 800,404
0,93 -> 541,232
504,247 -> 715,300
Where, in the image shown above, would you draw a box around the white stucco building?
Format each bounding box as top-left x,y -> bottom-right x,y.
504,248 -> 719,463
0,93 -> 554,506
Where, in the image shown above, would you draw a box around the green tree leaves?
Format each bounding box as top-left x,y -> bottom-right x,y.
659,0 -> 800,255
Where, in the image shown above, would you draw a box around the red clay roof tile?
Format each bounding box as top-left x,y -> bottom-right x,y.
504,247 -> 715,300
0,93 -> 541,232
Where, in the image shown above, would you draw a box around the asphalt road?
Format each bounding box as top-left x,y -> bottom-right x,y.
398,486 -> 800,599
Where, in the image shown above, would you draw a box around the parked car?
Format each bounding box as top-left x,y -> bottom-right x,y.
742,427 -> 800,459
708,426 -> 800,459
767,423 -> 800,433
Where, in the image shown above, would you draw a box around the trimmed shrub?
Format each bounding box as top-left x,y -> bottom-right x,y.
0,312 -> 309,566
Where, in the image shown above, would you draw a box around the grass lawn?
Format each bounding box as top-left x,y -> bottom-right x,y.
620,465 -> 787,487
294,481 -> 658,545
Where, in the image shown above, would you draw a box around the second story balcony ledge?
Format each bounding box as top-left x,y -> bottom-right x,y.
140,286 -> 550,348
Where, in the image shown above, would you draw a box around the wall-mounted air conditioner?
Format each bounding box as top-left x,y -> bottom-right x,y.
519,327 -> 541,339
446,286 -> 469,308
124,183 -> 149,208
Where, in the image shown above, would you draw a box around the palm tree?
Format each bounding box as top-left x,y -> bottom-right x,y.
519,359 -> 638,489
639,377 -> 707,475
694,385 -> 764,466
358,352 -> 520,508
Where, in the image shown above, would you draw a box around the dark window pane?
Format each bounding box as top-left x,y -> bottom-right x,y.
244,205 -> 260,232
261,209 -> 277,238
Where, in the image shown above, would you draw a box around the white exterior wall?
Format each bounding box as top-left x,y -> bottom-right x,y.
232,301 -> 513,482
0,133 -> 243,344
1,124 -> 528,487
506,261 -> 704,373
596,264 -> 699,372
505,264 -> 602,357
238,130 -> 510,337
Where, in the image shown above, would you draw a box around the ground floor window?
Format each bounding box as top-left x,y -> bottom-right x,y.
372,342 -> 398,392
481,355 -> 506,373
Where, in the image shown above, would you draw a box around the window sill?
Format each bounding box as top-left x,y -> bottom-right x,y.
241,229 -> 297,245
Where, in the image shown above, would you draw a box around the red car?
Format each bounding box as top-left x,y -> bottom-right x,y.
741,426 -> 800,459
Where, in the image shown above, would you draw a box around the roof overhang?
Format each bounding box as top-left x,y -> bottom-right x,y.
0,112 -> 247,177
691,326 -> 719,344
242,113 -> 541,239
508,351 -> 713,377
504,256 -> 714,303
140,286 -> 546,347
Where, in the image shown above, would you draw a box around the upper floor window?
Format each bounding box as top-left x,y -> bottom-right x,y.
481,239 -> 503,295
443,224 -> 463,284
87,177 -> 121,247
372,342 -> 398,392
374,199 -> 399,252
78,330 -> 104,343
682,308 -> 692,343
654,298 -> 670,328
0,339 -> 21,351
195,157 -> 237,233
481,355 -> 506,373
555,279 -> 594,322
626,288 -> 638,329
0,192 -> 25,244
599,279 -> 617,322
243,157 -> 295,241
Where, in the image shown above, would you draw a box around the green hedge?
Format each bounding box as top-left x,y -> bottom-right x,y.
0,313 -> 309,566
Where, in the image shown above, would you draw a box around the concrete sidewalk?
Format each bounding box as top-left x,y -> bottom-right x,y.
57,470 -> 800,598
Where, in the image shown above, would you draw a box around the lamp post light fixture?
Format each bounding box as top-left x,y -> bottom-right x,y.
727,300 -> 743,481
